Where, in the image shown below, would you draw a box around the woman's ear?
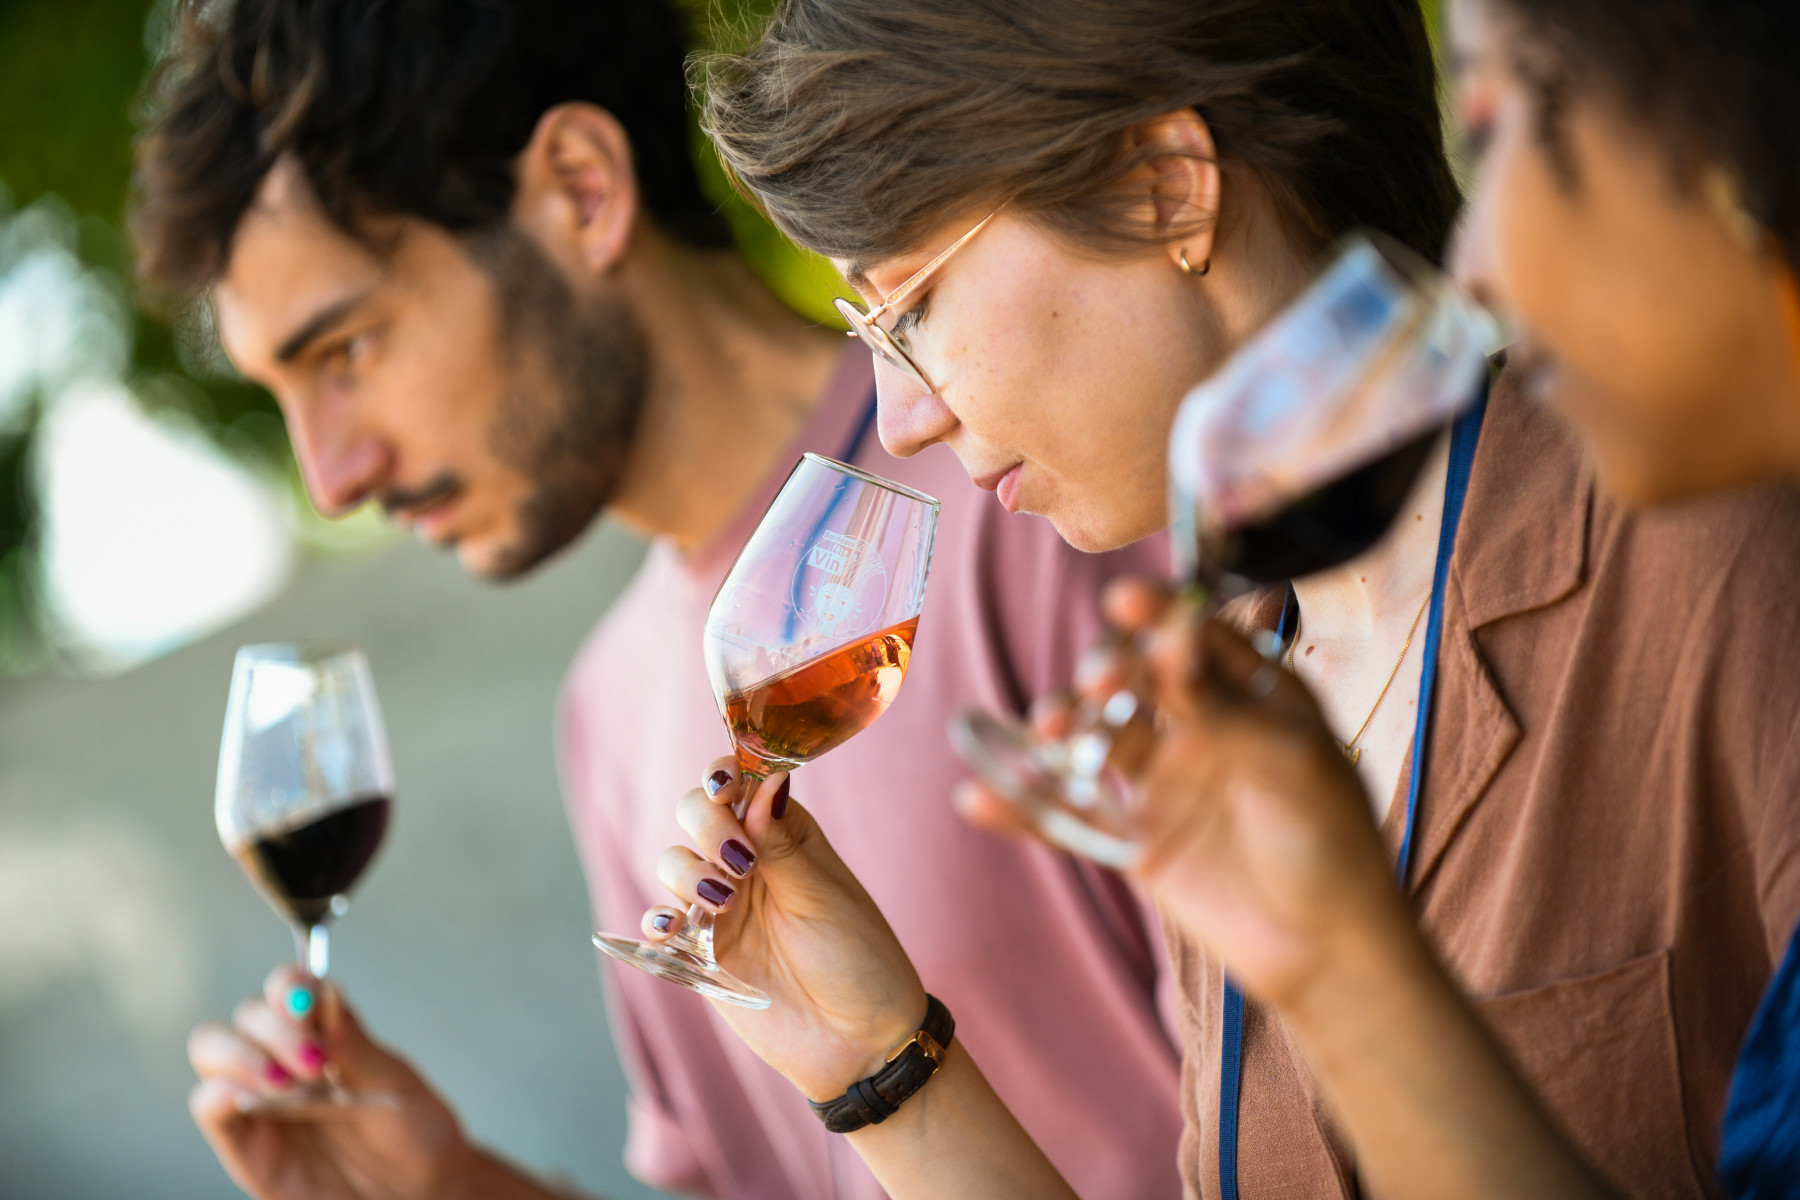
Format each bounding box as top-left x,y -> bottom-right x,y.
1128,108 -> 1222,273
510,102 -> 640,277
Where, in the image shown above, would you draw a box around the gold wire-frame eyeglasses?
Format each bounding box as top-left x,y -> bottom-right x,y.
832,209 -> 1002,394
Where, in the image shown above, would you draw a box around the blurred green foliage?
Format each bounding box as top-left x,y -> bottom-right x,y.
0,0 -> 841,675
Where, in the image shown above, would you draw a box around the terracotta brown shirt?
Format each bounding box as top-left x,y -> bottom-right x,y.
1171,367 -> 1800,1199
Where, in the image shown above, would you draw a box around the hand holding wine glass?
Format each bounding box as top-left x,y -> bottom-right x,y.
951,232 -> 1494,867
215,643 -> 395,1111
594,453 -> 938,1008
187,967 -> 479,1200
639,763 -> 932,1101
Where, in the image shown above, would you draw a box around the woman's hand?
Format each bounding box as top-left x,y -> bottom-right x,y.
957,576 -> 1410,1010
642,760 -> 928,1101
1126,581 -> 1409,1008
186,968 -> 476,1200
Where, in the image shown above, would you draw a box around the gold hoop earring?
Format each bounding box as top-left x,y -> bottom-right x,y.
1178,247 -> 1211,277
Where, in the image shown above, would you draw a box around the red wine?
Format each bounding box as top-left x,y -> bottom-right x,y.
1199,428 -> 1439,586
234,795 -> 391,926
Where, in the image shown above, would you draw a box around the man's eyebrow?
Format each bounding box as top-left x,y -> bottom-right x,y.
844,262 -> 871,293
274,290 -> 374,365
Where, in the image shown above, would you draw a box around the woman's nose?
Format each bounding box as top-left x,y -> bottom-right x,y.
874,361 -> 958,458
1449,194 -> 1505,316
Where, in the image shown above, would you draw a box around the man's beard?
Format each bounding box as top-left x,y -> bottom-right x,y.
463,225 -> 649,579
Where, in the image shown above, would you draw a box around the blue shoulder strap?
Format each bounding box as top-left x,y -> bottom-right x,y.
1218,387 -> 1488,1199
1396,387 -> 1487,887
838,388 -> 879,464
1720,924 -> 1800,1198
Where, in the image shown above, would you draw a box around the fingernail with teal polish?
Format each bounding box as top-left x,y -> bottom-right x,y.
286,986 -> 314,1019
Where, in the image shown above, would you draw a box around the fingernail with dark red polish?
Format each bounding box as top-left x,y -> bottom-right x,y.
721,839 -> 756,876
697,878 -> 734,908
651,911 -> 676,933
706,769 -> 733,797
771,775 -> 791,820
264,1060 -> 293,1085
297,1043 -> 327,1074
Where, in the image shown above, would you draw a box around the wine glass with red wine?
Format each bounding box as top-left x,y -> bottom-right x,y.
594,453 -> 939,1008
216,643 -> 394,1109
951,232 -> 1496,867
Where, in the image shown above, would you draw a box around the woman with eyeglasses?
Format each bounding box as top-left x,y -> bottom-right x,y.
629,1 -> 1800,1197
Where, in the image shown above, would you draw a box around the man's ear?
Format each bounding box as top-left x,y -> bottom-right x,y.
1127,108 -> 1222,274
510,102 -> 639,277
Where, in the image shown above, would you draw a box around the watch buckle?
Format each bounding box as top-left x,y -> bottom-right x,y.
885,1028 -> 944,1068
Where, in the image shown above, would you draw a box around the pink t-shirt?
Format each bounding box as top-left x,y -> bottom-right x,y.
558,348 -> 1182,1200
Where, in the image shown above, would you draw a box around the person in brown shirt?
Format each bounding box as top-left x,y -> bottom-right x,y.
1170,362 -> 1800,1199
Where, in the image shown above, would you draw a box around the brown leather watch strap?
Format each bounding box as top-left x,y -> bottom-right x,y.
809,994 -> 955,1134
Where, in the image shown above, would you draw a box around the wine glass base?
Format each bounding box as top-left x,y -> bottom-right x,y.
593,933 -> 773,1010
949,708 -> 1144,870
235,1085 -> 399,1119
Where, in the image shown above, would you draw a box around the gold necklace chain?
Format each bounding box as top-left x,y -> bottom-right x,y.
1285,591 -> 1432,765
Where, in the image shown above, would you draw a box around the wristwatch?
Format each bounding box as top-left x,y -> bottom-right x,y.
809,994 -> 956,1134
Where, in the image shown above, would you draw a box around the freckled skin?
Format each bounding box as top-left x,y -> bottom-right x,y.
855,213 -> 1215,551
839,138 -> 1308,554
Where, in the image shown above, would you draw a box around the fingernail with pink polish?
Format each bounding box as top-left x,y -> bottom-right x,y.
264,1060 -> 293,1085
297,1043 -> 327,1074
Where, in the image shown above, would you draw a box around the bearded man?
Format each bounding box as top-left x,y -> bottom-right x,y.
136,2 -> 1182,1198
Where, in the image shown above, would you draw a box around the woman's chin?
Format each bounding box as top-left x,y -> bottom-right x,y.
1044,506 -> 1166,556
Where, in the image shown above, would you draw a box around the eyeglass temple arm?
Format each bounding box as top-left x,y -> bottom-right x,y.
864,209 -> 1002,324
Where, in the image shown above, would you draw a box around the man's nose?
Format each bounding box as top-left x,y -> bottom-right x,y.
286,413 -> 392,517
874,362 -> 958,459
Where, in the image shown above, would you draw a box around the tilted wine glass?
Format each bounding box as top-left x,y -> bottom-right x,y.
216,643 -> 396,1110
950,232 -> 1497,868
594,453 -> 939,1008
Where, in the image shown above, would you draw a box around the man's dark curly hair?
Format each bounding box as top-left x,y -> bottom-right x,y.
132,0 -> 731,296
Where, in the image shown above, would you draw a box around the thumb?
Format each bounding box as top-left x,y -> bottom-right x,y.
740,772 -> 819,867
739,775 -> 874,912
317,985 -> 424,1093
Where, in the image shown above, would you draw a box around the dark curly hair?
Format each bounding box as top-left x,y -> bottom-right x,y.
132,0 -> 731,297
1494,0 -> 1800,268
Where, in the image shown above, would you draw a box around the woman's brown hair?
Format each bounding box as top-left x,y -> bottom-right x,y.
701,0 -> 1460,267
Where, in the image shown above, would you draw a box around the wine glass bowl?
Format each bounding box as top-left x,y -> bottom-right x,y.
216,642 -> 396,1111
705,454 -> 937,779
952,232 -> 1497,867
595,453 -> 939,1008
1168,232 -> 1495,595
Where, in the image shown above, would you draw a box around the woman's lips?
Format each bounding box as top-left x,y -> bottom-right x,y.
971,462 -> 1026,512
994,463 -> 1025,513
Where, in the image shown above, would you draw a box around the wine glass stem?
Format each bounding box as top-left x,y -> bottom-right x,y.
675,767 -> 767,965
294,923 -> 331,978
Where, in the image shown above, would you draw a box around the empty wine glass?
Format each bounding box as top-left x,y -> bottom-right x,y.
595,453 -> 939,1008
951,232 -> 1496,867
216,643 -> 395,1109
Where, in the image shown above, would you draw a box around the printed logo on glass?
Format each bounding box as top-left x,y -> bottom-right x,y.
794,530 -> 887,638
